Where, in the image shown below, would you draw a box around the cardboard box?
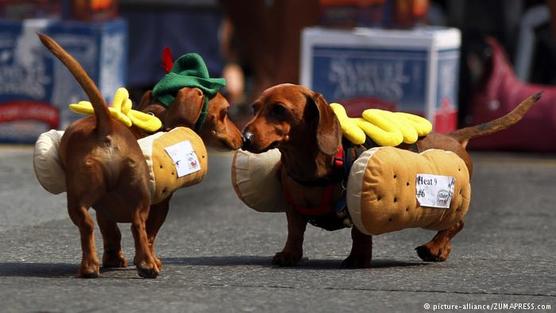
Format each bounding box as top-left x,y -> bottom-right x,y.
0,18 -> 127,143
300,26 -> 461,132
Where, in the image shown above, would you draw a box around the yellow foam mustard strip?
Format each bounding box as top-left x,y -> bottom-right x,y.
69,87 -> 162,132
330,103 -> 432,146
387,111 -> 418,143
394,112 -> 432,137
69,101 -> 94,115
354,117 -> 403,146
329,103 -> 366,145
363,109 -> 418,144
128,110 -> 162,132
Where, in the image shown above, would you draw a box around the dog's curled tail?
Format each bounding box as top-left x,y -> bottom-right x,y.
448,92 -> 542,147
37,33 -> 112,137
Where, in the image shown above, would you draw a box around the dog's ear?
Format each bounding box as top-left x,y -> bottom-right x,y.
138,90 -> 169,125
308,92 -> 341,155
165,87 -> 204,129
138,90 -> 153,110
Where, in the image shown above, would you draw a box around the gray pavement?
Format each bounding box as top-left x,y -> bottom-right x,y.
0,145 -> 555,313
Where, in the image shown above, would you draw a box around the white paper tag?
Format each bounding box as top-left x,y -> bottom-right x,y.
164,140 -> 201,177
415,174 -> 455,209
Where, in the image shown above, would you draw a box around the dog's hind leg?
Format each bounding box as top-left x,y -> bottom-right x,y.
416,221 -> 464,262
341,227 -> 373,268
145,196 -> 172,269
67,195 -> 100,278
97,212 -> 128,268
65,157 -> 107,278
130,196 -> 160,278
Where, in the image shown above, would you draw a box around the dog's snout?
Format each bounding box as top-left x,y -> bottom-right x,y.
242,131 -> 254,150
243,131 -> 254,142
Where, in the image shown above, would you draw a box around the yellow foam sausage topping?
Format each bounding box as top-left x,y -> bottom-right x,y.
354,118 -> 403,146
330,103 -> 366,145
394,112 -> 433,137
329,102 -> 432,146
69,87 -> 162,132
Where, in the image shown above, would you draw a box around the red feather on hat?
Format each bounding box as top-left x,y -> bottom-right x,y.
161,47 -> 174,73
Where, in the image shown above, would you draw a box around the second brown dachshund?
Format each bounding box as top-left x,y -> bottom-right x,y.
241,83 -> 539,268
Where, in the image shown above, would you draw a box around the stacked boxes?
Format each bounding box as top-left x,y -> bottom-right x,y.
0,18 -> 127,142
300,26 -> 461,132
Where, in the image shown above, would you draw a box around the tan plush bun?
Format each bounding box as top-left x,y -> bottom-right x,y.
33,130 -> 66,194
34,127 -> 207,201
231,149 -> 286,212
347,147 -> 471,235
139,127 -> 207,204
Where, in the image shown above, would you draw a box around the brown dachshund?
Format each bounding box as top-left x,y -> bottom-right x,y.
241,83 -> 540,268
38,34 -> 242,278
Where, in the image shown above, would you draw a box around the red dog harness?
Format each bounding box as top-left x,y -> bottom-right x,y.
282,146 -> 344,217
281,144 -> 363,231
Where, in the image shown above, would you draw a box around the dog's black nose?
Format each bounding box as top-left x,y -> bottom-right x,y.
242,131 -> 254,150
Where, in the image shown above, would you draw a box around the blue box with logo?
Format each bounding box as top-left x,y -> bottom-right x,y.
0,18 -> 127,143
300,26 -> 460,132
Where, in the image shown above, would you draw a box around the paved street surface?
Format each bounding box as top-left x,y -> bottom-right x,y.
0,145 -> 555,312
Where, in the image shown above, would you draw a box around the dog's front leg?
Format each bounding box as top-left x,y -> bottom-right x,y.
272,206 -> 307,266
341,227 -> 373,268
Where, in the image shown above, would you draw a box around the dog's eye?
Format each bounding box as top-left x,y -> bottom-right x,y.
270,104 -> 286,118
219,109 -> 228,121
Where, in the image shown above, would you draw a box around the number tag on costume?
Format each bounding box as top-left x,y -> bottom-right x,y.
164,140 -> 201,177
415,174 -> 455,209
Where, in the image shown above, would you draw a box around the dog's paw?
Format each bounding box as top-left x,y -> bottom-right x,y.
137,266 -> 159,279
416,242 -> 452,262
102,251 -> 128,268
154,256 -> 162,270
79,271 -> 99,278
341,254 -> 372,269
272,251 -> 302,267
79,258 -> 100,278
136,261 -> 160,279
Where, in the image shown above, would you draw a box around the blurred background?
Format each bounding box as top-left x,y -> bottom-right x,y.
1,0 -> 555,151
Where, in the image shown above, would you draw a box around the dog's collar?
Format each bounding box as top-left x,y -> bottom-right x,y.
286,146 -> 345,187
